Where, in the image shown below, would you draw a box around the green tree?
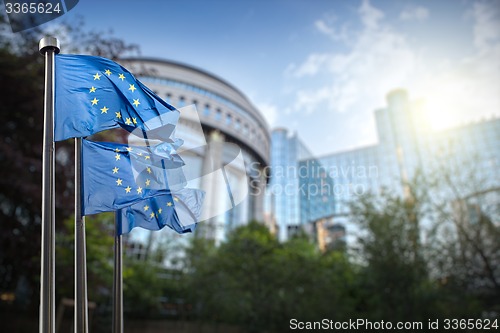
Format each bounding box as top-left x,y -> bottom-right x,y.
424,146 -> 500,315
120,229 -> 194,320
187,221 -> 279,331
122,259 -> 163,317
350,185 -> 439,322
349,163 -> 497,323
185,221 -> 358,332
56,214 -> 114,304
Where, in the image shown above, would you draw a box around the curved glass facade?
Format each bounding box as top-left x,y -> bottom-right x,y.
139,76 -> 266,134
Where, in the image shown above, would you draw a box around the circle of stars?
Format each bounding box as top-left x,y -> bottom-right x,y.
87,68 -> 142,130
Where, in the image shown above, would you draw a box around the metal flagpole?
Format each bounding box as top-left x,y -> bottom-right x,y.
39,36 -> 60,333
112,211 -> 124,333
75,138 -> 88,333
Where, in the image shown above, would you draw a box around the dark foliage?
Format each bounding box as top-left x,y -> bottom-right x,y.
0,16 -> 139,317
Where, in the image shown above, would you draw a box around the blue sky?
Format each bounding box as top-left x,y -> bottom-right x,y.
44,0 -> 500,155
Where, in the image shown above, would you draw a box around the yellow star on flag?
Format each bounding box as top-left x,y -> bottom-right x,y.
136,187 -> 143,194
116,178 -> 123,186
144,155 -> 150,160
100,106 -> 109,114
145,179 -> 151,187
125,186 -> 132,193
167,202 -> 172,207
89,86 -> 96,93
115,112 -> 121,119
174,197 -> 179,202
104,69 -> 112,76
132,117 -> 137,124
128,84 -> 136,92
93,72 -> 101,80
146,167 -> 152,174
126,147 -> 133,152
114,148 -> 120,152
91,97 -> 99,105
132,99 -> 140,107
143,205 -> 149,211
150,212 -> 155,218
118,73 -> 125,81
125,118 -> 132,125
158,208 -> 162,214
112,167 -> 119,174
115,154 -> 121,161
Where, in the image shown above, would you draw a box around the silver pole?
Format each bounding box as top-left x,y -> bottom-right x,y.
39,36 -> 60,333
75,138 -> 88,333
112,211 -> 124,333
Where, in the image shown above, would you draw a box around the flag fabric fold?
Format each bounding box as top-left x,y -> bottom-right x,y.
55,54 -> 178,141
82,139 -> 185,215
119,188 -> 205,235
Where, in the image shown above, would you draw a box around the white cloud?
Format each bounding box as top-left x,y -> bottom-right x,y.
292,53 -> 329,77
471,1 -> 500,51
289,0 -> 419,116
294,87 -> 331,114
359,0 -> 384,29
314,18 -> 350,42
285,0 -> 500,155
257,102 -> 278,127
400,6 -> 429,21
315,19 -> 335,36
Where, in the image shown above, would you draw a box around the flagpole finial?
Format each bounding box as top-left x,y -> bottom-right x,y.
39,36 -> 60,55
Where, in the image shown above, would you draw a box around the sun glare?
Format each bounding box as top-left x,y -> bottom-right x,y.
423,96 -> 460,131
419,79 -> 468,131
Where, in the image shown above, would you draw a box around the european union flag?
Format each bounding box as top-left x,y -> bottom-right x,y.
55,54 -> 177,141
82,139 -> 185,215
119,188 -> 205,235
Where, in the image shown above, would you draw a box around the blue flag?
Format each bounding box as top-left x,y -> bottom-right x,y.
55,54 -> 177,141
119,188 -> 205,235
82,139 -> 185,215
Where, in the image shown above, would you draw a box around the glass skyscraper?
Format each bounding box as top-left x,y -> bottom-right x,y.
282,89 -> 499,245
298,158 -> 336,225
267,128 -> 313,241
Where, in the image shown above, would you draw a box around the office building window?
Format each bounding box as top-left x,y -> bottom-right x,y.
215,109 -> 222,121
204,104 -> 210,116
178,96 -> 185,108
